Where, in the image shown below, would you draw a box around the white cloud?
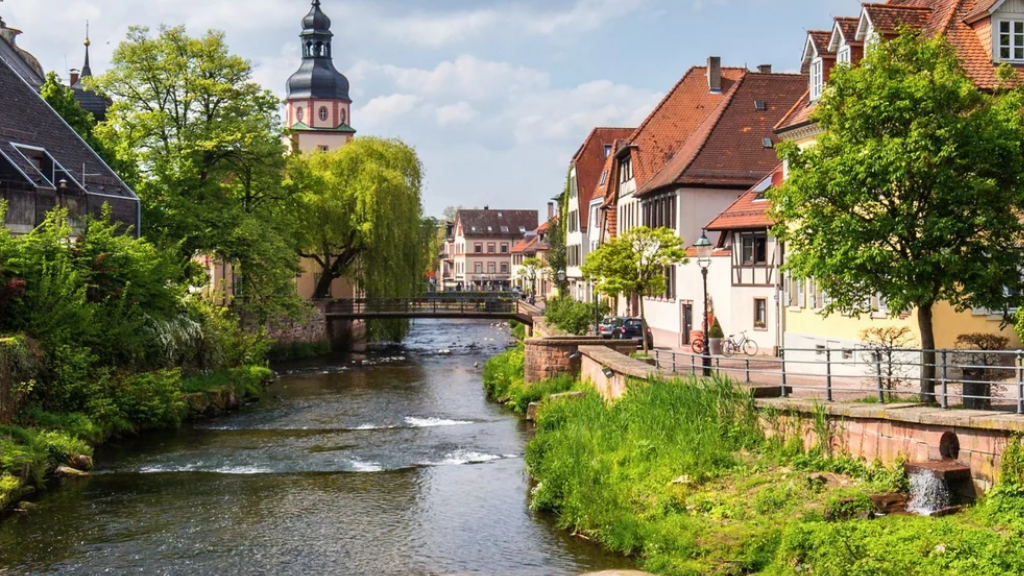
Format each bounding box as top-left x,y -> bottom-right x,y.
378,55 -> 548,101
358,93 -> 420,125
373,0 -> 655,47
435,102 -> 480,126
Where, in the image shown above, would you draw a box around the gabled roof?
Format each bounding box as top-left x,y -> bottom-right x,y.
0,50 -> 139,231
858,3 -> 934,38
705,164 -> 784,231
571,127 -> 633,232
636,72 -> 807,195
456,209 -> 538,238
0,27 -> 43,89
774,91 -> 815,133
830,17 -> 864,51
626,65 -> 747,188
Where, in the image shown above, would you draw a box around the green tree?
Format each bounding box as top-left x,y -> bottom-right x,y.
546,174 -> 570,295
770,30 -> 1024,401
517,257 -> 548,296
582,226 -> 686,353
93,26 -> 299,321
285,137 -> 428,340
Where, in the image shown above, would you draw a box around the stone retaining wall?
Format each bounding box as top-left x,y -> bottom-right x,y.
524,337 -> 638,383
266,301 -> 328,346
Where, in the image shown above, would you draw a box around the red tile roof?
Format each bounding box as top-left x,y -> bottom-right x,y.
705,164 -> 784,231
862,3 -> 934,34
626,66 -> 748,188
835,17 -> 862,44
572,127 -> 634,232
774,91 -> 815,133
636,72 -> 807,195
808,30 -> 835,55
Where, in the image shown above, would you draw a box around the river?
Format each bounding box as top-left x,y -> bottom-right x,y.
0,320 -> 632,576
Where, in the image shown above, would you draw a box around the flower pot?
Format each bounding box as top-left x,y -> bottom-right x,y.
709,338 -> 724,356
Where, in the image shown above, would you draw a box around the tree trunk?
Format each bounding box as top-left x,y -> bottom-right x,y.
639,291 -> 649,355
313,259 -> 336,300
918,303 -> 936,403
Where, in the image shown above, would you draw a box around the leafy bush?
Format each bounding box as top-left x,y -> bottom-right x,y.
505,375 -> 576,414
482,345 -> 525,400
113,370 -> 188,430
268,340 -> 331,362
709,317 -> 724,338
180,366 -> 273,399
544,296 -> 606,335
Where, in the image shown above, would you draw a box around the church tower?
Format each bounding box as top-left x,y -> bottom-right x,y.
285,0 -> 355,154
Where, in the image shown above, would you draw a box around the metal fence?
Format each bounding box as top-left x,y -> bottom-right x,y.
651,346 -> 1024,414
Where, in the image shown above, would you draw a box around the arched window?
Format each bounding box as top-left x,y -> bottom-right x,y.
319,107 -> 329,122
340,108 -> 347,125
305,41 -> 312,57
314,42 -> 323,57
296,107 -> 304,123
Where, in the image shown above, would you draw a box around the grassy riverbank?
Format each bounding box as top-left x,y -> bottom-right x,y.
481,348 -> 1024,575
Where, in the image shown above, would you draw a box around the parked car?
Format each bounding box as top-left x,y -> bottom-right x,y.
598,316 -> 625,339
614,318 -> 654,349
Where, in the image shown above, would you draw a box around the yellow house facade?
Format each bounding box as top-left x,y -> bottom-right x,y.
774,2 -> 1022,361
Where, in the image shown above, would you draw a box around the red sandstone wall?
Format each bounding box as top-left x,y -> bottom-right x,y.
524,337 -> 637,383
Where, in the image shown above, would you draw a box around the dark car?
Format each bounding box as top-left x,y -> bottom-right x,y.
614,318 -> 654,349
598,316 -> 625,339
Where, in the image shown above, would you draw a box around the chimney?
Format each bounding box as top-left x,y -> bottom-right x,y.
757,64 -> 772,74
547,202 -> 554,220
484,205 -> 489,210
707,56 -> 722,93
69,68 -> 80,86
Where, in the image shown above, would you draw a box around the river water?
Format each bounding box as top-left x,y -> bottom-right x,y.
0,320 -> 631,576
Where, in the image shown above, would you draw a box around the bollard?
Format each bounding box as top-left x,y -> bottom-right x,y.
745,358 -> 751,383
825,349 -> 833,402
875,350 -> 885,404
1017,351 -> 1023,415
941,350 -> 949,410
781,350 -> 789,398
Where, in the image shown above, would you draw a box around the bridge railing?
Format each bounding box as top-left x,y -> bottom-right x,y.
326,296 -> 520,316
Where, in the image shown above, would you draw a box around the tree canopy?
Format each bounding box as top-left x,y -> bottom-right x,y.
39,73 -> 120,171
286,137 -> 430,340
769,30 -> 1024,399
582,226 -> 686,352
93,26 -> 300,321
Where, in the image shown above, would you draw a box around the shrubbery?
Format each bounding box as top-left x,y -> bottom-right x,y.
544,296 -> 607,335
482,345 -> 577,414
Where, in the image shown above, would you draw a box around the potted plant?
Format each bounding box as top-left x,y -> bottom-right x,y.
708,317 -> 725,356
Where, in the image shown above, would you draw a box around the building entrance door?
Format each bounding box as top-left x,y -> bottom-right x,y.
681,301 -> 693,345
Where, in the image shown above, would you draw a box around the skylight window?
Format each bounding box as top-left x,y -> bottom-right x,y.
599,170 -> 608,186
519,226 -> 527,233
754,100 -> 767,111
501,226 -> 509,233
762,137 -> 774,148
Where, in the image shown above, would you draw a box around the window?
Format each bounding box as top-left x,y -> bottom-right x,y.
296,107 -> 304,122
754,298 -> 767,329
740,233 -> 768,265
474,243 -> 482,253
998,20 -> 1024,60
754,100 -> 767,111
318,145 -> 329,152
599,170 -> 608,186
837,46 -> 851,64
762,137 -> 774,148
809,57 -> 824,101
475,263 -> 483,273
319,107 -> 329,121
488,263 -> 496,274
796,278 -> 806,308
619,157 -> 633,183
340,108 -> 347,124
501,263 -> 508,274
662,266 -> 677,299
604,144 -> 612,158
488,243 -> 495,254
569,176 -> 578,198
501,243 -> 509,253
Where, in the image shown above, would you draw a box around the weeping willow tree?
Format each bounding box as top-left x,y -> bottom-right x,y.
286,137 -> 429,340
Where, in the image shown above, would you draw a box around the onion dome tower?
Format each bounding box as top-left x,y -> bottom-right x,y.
285,0 -> 355,153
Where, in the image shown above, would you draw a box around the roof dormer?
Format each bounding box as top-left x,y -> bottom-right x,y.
856,5 -> 932,58
965,0 -> 1024,64
802,30 -> 835,102
829,16 -> 863,66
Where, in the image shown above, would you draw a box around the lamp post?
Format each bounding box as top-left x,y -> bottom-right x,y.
694,230 -> 713,377
556,269 -> 566,298
592,282 -> 601,336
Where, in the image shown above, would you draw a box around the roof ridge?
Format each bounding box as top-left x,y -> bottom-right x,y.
937,0 -> 962,36
863,2 -> 933,9
773,89 -> 811,132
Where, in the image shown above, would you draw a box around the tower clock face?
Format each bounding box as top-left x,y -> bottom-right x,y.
319,107 -> 329,121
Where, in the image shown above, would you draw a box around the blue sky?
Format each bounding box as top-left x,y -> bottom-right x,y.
6,0 -> 857,217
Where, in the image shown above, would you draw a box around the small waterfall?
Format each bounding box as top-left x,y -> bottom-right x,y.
907,468 -> 953,515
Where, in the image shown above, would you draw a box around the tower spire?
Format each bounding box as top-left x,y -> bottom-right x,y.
81,20 -> 92,78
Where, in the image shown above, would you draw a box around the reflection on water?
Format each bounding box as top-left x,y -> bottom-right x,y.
0,320 -> 631,576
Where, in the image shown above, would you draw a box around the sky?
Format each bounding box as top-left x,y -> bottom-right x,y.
4,0 -> 858,218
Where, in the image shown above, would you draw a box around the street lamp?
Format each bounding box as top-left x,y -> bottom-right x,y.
694,230 -> 714,377
556,269 -> 566,298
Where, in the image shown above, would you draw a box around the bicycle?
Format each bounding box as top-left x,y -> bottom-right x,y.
722,331 -> 758,357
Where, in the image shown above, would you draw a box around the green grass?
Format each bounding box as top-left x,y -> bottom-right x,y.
268,340 -> 332,362
523,374 -> 1024,575
180,366 -> 273,398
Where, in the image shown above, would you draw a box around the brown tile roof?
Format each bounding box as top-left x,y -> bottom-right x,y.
705,164 -> 784,231
862,3 -> 934,34
636,72 -> 807,195
774,91 -> 815,133
964,0 -> 1001,23
511,232 -> 548,255
572,127 -> 634,232
808,30 -> 835,55
627,66 -> 747,188
456,209 -> 538,238
835,16 -> 863,44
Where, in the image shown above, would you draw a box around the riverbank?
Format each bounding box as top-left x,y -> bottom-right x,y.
0,365 -> 273,516
482,347 -> 1024,575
